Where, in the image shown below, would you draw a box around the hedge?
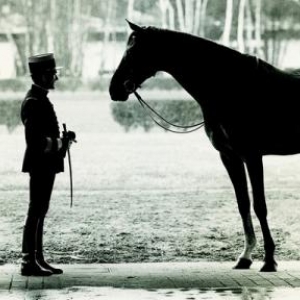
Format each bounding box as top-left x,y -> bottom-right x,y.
0,100 -> 22,131
0,75 -> 181,92
111,99 -> 203,132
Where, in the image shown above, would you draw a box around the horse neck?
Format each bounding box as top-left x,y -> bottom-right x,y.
151,30 -> 244,108
155,35 -> 215,106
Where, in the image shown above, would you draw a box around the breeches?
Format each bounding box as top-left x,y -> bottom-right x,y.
22,171 -> 56,253
27,171 -> 56,219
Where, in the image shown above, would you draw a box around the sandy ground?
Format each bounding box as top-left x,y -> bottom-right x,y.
1,93 -> 300,264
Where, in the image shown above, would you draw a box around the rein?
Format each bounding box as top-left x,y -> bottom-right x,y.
134,91 -> 205,133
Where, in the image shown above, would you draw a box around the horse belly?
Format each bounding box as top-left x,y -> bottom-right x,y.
261,128 -> 300,155
241,123 -> 300,155
207,122 -> 300,156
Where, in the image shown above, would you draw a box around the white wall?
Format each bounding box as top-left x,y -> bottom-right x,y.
280,40 -> 300,69
0,42 -> 16,79
82,41 -> 125,79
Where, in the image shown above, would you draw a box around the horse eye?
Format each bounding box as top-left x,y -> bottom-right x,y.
128,35 -> 136,47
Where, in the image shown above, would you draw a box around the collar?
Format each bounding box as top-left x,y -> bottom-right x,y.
31,84 -> 49,97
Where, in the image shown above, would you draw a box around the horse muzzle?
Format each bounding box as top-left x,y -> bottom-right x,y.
109,84 -> 129,102
110,92 -> 129,101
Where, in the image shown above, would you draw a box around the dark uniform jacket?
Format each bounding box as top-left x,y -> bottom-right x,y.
21,84 -> 64,173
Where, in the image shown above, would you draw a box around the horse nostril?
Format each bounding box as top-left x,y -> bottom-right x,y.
124,80 -> 136,93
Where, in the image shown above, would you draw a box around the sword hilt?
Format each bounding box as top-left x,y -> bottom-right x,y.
63,123 -> 67,133
62,123 -> 77,143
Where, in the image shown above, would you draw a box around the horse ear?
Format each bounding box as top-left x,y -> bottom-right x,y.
125,19 -> 143,32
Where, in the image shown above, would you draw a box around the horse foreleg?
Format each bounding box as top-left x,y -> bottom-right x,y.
245,155 -> 277,272
220,152 -> 256,269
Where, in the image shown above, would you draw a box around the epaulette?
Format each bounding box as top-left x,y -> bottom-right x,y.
25,96 -> 38,101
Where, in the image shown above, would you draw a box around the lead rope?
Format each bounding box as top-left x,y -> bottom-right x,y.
134,91 -> 205,133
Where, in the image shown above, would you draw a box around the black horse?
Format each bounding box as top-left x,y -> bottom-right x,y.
109,21 -> 300,272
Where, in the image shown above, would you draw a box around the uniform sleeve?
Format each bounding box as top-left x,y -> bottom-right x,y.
22,98 -> 63,153
22,99 -> 48,153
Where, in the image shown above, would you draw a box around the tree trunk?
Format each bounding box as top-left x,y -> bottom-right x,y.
127,0 -> 135,35
167,0 -> 175,29
176,0 -> 186,31
199,0 -> 209,37
193,0 -> 202,35
47,0 -> 56,53
100,0 -> 116,75
70,0 -> 81,76
159,0 -> 175,29
159,0 -> 168,28
222,0 -> 233,46
237,0 -> 246,52
245,0 -> 253,53
254,0 -> 264,57
185,0 -> 194,33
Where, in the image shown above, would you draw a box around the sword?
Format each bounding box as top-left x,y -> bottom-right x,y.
62,123 -> 73,208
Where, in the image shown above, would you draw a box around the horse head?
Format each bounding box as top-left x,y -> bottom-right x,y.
109,21 -> 158,101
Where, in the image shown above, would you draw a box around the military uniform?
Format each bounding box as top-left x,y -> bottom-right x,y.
21,84 -> 64,173
20,53 -> 71,277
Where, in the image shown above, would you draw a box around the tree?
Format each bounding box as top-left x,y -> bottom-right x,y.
262,0 -> 300,66
2,0 -> 94,76
237,0 -> 246,52
157,0 -> 211,36
99,0 -> 117,76
159,0 -> 175,29
199,0 -> 210,36
254,0 -> 263,57
222,0 -> 234,46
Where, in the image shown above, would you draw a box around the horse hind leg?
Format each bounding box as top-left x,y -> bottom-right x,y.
220,152 -> 256,269
245,155 -> 277,272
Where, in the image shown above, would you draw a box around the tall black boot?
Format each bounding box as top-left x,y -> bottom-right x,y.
21,252 -> 52,276
36,252 -> 63,275
21,220 -> 52,276
36,219 -> 63,275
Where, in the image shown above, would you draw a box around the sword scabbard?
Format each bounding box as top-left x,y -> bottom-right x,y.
62,123 -> 73,208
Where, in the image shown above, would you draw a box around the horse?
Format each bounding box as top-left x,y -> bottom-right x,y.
109,21 -> 300,272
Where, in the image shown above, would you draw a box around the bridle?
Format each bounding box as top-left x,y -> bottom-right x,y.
133,90 -> 205,133
124,77 -> 205,133
122,52 -> 205,133
128,56 -> 261,134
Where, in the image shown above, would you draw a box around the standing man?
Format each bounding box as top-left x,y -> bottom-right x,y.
20,53 -> 75,276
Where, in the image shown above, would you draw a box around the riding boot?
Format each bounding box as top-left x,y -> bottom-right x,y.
21,252 -> 52,276
35,252 -> 63,275
36,219 -> 63,275
21,221 -> 52,276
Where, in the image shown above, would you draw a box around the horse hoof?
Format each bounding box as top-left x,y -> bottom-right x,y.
233,258 -> 252,269
260,261 -> 278,272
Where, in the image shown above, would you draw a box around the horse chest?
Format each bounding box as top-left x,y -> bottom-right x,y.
205,124 -> 236,153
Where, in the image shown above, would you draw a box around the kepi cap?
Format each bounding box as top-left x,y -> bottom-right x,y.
28,53 -> 62,75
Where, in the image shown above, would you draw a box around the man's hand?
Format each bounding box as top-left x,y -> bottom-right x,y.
60,130 -> 76,158
63,130 -> 76,143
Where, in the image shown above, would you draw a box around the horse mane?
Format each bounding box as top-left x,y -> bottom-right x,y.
143,25 -> 244,61
144,26 -> 213,45
143,26 -> 300,81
